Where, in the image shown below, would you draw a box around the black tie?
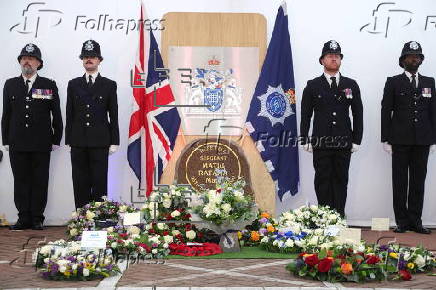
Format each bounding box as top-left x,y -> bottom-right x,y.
330,77 -> 338,91
411,74 -> 417,89
25,79 -> 31,93
88,75 -> 93,87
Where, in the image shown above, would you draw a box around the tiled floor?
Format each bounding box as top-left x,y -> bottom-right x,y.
0,226 -> 435,289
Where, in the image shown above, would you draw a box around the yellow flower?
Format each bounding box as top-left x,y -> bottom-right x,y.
389,252 -> 398,259
250,231 -> 260,241
237,231 -> 243,240
407,263 -> 415,269
267,225 -> 275,232
261,212 -> 271,219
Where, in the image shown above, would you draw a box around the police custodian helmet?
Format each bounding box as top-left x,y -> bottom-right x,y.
17,43 -> 43,70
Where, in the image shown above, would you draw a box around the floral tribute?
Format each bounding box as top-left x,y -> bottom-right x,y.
193,177 -> 257,226
286,243 -> 436,282
67,197 -> 137,239
260,205 -> 347,253
34,240 -> 120,280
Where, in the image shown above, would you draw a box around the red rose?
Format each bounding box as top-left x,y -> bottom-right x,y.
304,254 -> 319,267
318,257 -> 333,272
399,270 -> 412,281
163,231 -> 169,236
185,224 -> 192,231
366,255 -> 381,265
148,229 -> 155,234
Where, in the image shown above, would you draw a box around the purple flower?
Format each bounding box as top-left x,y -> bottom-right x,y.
379,245 -> 389,251
259,217 -> 268,224
259,228 -> 267,235
42,271 -> 50,279
398,259 -> 406,270
50,264 -> 59,274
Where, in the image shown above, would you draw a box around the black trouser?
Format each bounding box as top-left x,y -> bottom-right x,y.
9,150 -> 51,224
392,144 -> 429,228
71,147 -> 108,209
313,149 -> 351,216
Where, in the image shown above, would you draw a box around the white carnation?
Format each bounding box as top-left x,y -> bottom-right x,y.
186,230 -> 196,240
171,210 -> 181,218
163,235 -> 174,243
127,226 -> 140,235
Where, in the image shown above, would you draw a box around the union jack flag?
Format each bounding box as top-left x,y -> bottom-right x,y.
128,2 -> 181,196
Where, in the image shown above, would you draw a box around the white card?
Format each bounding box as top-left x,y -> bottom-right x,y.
123,212 -> 141,226
81,231 -> 107,249
371,218 -> 390,231
338,228 -> 361,245
186,242 -> 204,246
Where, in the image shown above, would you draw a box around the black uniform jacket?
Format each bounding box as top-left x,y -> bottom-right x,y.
300,74 -> 363,149
65,73 -> 119,147
381,73 -> 436,145
2,75 -> 63,151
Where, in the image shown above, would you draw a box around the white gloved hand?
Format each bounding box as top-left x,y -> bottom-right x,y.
3,145 -> 9,151
302,143 -> 313,153
52,145 -> 60,151
430,145 -> 436,154
351,143 -> 360,153
383,142 -> 392,154
109,145 -> 119,155
66,145 -> 71,152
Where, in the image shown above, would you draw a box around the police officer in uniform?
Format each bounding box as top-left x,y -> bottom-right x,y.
300,40 -> 363,217
66,40 -> 119,209
2,43 -> 63,230
381,41 -> 435,234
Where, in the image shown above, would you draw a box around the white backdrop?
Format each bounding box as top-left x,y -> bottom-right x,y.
1,0 -> 436,226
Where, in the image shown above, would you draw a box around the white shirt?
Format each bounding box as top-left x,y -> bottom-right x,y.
324,71 -> 340,87
22,73 -> 37,92
404,70 -> 419,87
85,71 -> 99,84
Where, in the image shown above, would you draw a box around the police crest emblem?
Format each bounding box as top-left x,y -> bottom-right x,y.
410,41 -> 419,50
84,40 -> 94,51
25,44 -> 35,53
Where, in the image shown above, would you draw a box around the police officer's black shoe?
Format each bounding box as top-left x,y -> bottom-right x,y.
9,221 -> 31,230
411,226 -> 431,234
31,222 -> 44,230
393,225 -> 408,233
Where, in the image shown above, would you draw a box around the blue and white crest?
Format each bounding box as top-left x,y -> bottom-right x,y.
204,88 -> 223,112
257,84 -> 294,126
185,62 -> 242,115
